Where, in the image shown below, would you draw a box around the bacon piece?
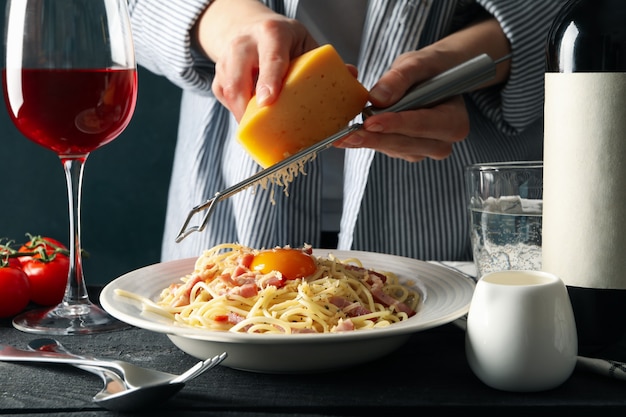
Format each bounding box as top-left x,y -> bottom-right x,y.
369,287 -> 416,317
232,265 -> 248,277
228,282 -> 258,298
344,264 -> 388,284
219,272 -> 255,287
170,274 -> 203,307
358,269 -> 416,317
239,253 -> 254,268
291,328 -> 318,333
333,319 -> 355,332
329,296 -> 351,309
229,312 -> 245,323
213,312 -> 246,326
235,275 -> 257,287
262,273 -> 285,288
329,296 -> 371,317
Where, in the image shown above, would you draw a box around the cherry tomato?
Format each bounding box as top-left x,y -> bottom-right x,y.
250,248 -> 317,280
0,266 -> 31,318
7,258 -> 21,268
18,237 -> 69,306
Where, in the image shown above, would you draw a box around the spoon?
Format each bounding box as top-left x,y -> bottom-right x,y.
27,338 -> 180,411
28,338 -> 227,411
0,339 -> 226,411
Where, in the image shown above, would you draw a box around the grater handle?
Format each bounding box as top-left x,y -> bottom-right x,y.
362,53 -> 509,118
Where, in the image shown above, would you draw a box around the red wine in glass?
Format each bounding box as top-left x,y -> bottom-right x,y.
4,68 -> 137,155
2,0 -> 138,334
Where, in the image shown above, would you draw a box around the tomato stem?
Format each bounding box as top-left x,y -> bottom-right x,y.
0,235 -> 72,267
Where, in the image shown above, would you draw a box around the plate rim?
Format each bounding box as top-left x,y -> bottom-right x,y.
100,250 -> 475,343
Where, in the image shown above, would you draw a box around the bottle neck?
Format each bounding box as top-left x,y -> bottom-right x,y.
546,0 -> 626,72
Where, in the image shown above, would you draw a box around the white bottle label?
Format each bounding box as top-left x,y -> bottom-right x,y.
543,73 -> 626,289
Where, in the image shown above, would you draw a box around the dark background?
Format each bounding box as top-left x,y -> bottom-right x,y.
1,64 -> 183,285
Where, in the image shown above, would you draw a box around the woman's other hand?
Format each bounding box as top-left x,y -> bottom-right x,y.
194,0 -> 318,120
337,17 -> 511,162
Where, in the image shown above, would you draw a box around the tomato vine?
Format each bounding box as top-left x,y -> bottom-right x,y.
0,234 -> 70,267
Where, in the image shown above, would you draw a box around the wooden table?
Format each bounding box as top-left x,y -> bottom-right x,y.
1,305 -> 626,417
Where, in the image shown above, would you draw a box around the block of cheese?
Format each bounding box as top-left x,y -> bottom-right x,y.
237,44 -> 369,168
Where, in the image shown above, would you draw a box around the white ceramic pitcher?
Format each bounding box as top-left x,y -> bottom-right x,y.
465,270 -> 577,392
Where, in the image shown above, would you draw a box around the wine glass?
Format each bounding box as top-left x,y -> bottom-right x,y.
2,0 -> 137,334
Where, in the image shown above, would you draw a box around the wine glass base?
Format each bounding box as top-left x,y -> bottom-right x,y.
12,302 -> 129,335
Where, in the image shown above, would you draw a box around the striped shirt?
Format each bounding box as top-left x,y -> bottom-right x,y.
128,0 -> 565,262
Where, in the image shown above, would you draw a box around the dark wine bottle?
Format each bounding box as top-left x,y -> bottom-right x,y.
544,0 -> 626,360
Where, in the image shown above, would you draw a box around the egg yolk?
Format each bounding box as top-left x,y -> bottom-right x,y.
250,249 -> 317,280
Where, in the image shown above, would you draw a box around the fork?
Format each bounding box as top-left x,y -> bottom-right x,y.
0,339 -> 227,411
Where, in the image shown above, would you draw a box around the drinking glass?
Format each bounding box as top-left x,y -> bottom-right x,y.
2,0 -> 137,334
466,161 -> 543,278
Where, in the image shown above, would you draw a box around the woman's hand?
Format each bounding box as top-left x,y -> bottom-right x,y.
336,47 -> 472,162
339,93 -> 470,162
337,17 -> 511,162
194,0 -> 317,121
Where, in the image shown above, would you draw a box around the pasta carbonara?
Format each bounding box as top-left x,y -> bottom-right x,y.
118,243 -> 420,334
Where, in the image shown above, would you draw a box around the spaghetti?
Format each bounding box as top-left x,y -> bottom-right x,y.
117,243 -> 420,334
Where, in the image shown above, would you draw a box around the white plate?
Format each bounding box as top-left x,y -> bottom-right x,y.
100,250 -> 474,373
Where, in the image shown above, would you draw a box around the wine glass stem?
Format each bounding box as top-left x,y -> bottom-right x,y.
62,157 -> 90,307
